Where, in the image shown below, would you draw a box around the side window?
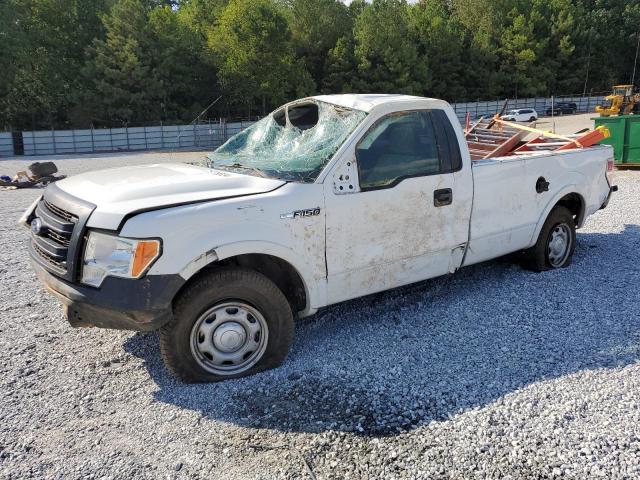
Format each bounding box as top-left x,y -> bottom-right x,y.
356,111 -> 440,190
431,109 -> 462,173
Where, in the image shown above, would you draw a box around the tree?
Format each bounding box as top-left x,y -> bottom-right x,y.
0,0 -> 23,128
2,0 -> 638,127
0,0 -> 111,129
492,0 -> 580,97
81,0 -> 162,124
80,0 -> 214,125
148,5 -> 218,121
177,0 -> 229,36
410,0 -> 467,100
322,35 -> 358,93
352,0 -> 430,94
284,0 -> 353,89
574,0 -> 640,92
450,0 -> 501,100
209,0 -> 314,114
498,7 -> 543,97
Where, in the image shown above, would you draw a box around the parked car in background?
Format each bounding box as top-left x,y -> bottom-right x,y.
545,102 -> 577,116
502,108 -> 538,122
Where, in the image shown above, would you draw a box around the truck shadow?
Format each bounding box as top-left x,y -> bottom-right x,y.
124,224 -> 640,437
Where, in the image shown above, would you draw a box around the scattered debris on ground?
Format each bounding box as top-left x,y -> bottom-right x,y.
0,161 -> 66,189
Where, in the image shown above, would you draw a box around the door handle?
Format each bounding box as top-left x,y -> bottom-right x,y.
434,188 -> 453,207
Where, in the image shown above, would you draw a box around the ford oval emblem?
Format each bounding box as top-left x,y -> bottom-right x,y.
31,217 -> 45,236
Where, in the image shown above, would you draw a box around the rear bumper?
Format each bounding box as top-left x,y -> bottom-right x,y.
600,185 -> 618,210
31,258 -> 184,331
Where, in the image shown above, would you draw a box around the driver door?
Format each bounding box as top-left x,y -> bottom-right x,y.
324,109 -> 472,304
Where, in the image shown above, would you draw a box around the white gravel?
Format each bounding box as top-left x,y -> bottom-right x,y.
1,152 -> 639,479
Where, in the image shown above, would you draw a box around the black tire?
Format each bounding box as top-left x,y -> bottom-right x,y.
159,268 -> 294,383
523,206 -> 576,272
529,116 -> 537,122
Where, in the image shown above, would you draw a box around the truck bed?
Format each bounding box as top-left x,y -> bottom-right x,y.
465,117 -> 608,161
464,144 -> 612,266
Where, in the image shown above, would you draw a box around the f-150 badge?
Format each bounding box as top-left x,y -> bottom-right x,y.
280,208 -> 321,219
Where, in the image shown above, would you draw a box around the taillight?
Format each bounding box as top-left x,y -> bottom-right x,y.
607,157 -> 614,172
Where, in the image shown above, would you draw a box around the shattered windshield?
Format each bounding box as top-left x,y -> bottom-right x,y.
207,101 -> 367,182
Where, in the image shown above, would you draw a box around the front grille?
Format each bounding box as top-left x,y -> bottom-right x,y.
31,199 -> 77,273
33,242 -> 67,272
47,228 -> 71,247
44,200 -> 76,222
28,183 -> 95,281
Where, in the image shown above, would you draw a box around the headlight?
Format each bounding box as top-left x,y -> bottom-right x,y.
81,231 -> 161,287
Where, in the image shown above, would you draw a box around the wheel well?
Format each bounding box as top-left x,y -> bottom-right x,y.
556,193 -> 585,226
177,254 -> 307,314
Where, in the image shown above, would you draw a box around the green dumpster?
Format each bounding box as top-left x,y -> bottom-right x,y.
593,115 -> 640,166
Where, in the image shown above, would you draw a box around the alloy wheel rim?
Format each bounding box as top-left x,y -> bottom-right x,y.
190,301 -> 268,375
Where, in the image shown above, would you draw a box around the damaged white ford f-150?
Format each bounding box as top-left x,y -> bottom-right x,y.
22,94 -> 616,382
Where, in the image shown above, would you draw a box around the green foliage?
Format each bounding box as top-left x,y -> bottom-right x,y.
81,0 -> 159,124
284,0 -> 353,88
322,35 -> 358,94
352,0 -> 429,94
209,0 -> 314,113
1,0 -> 111,129
177,0 -> 229,36
78,0 -> 215,126
410,0 -> 466,100
1,0 -> 638,129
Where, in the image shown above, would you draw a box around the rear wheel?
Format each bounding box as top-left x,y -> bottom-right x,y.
529,116 -> 537,122
523,206 -> 576,272
160,268 -> 294,382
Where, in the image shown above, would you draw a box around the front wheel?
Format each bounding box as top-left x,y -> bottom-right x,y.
523,206 -> 576,272
159,268 -> 294,382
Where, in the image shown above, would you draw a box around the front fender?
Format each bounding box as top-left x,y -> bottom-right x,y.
178,240 -> 326,314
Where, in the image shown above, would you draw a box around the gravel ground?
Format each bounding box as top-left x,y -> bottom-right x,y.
1,152 -> 639,479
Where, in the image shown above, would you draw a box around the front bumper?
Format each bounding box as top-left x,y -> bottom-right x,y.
32,258 -> 184,331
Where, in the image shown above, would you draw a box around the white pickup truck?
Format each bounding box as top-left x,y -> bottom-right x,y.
23,94 -> 616,382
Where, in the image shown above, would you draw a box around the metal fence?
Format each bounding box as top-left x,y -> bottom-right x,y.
451,95 -> 606,121
19,120 -> 255,156
0,133 -> 13,157
0,94 -> 608,157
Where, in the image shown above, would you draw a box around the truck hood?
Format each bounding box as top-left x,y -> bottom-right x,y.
55,163 -> 285,230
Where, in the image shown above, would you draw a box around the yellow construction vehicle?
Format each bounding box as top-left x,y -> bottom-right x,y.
596,85 -> 640,116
